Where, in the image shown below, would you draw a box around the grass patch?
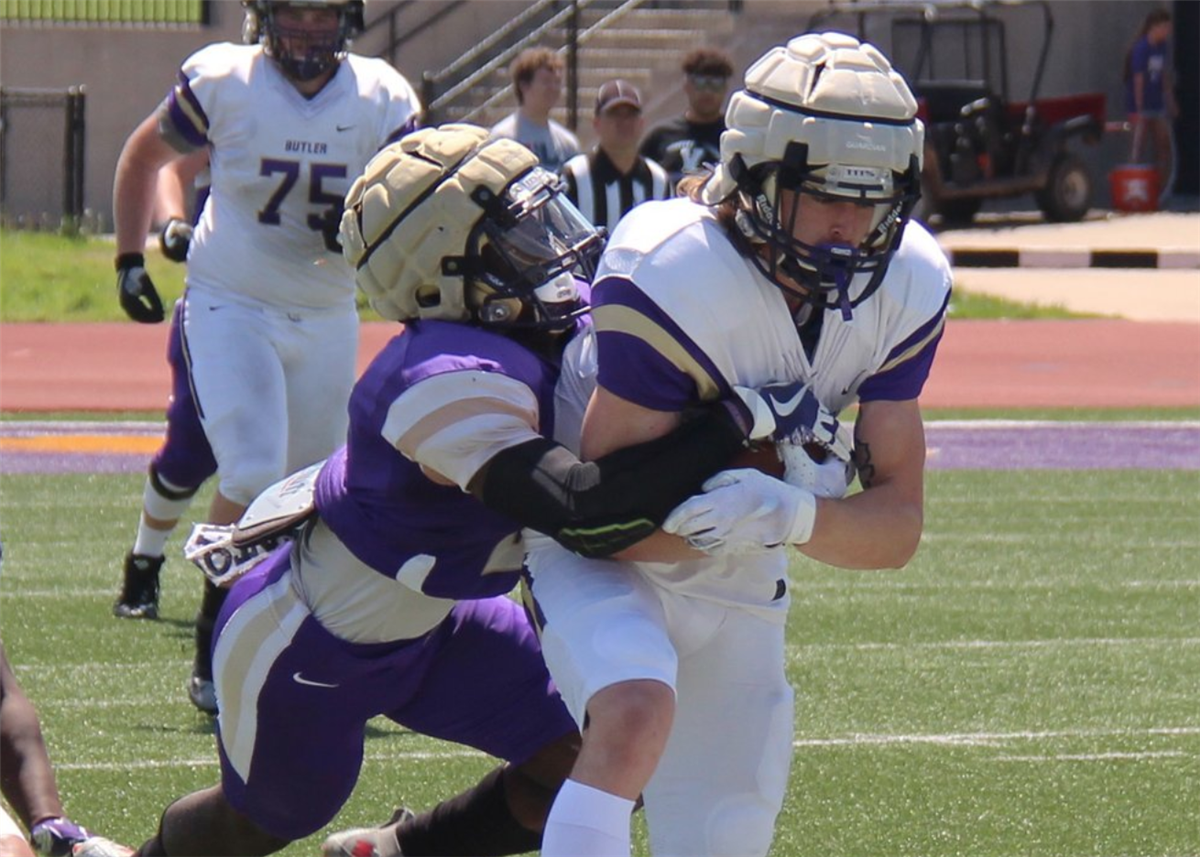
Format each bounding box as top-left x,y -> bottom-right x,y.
0,230 -> 186,322
1,467 -> 1196,856
1,228 -> 1092,323
948,287 -> 1098,320
0,229 -> 382,322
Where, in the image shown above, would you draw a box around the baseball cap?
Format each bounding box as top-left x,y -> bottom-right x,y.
595,79 -> 642,115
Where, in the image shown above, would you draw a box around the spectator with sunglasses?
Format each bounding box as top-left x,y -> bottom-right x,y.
640,47 -> 734,187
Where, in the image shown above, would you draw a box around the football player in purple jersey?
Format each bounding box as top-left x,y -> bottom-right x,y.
1,641 -> 132,857
117,125 -> 802,857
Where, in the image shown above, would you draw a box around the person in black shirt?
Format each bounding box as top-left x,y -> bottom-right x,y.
561,80 -> 671,233
639,47 -> 735,187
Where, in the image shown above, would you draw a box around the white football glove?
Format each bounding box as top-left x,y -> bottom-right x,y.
70,838 -> 135,857
777,423 -> 856,500
662,468 -> 818,556
158,217 -> 194,263
183,524 -> 276,588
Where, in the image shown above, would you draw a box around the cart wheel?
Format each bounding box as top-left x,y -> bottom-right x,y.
1037,153 -> 1092,222
936,197 -> 982,225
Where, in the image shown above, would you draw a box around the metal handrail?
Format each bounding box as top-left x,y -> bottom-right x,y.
361,1 -> 467,69
427,0 -> 564,91
428,0 -> 594,114
454,0 -> 647,123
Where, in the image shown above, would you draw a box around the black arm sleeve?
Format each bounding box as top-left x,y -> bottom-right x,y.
472,403 -> 747,558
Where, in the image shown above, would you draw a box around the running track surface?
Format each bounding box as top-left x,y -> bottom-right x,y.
2,319 -> 1199,473
3,319 -> 1199,412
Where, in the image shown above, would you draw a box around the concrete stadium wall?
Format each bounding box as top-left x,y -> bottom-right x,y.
0,0 -> 1176,228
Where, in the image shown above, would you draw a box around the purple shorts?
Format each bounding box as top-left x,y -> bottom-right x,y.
210,548 -> 576,840
152,300 -> 216,490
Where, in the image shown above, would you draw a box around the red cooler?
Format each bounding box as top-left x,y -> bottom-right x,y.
1109,165 -> 1159,212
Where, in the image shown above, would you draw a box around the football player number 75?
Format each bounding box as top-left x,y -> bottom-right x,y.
258,159 -> 348,237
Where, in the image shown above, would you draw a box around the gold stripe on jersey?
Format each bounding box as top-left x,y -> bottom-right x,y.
876,315 -> 946,375
593,304 -> 722,401
391,396 -> 538,460
172,83 -> 209,139
214,571 -> 307,781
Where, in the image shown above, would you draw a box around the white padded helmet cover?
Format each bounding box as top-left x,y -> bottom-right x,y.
340,124 -> 540,322
704,32 -> 923,205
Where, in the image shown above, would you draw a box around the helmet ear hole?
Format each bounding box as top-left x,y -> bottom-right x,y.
415,286 -> 441,309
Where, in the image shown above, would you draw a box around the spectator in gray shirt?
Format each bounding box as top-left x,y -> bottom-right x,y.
490,47 -> 580,173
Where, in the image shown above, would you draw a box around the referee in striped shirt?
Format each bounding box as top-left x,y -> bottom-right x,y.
561,80 -> 672,234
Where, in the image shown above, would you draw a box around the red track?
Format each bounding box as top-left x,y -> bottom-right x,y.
2,320 -> 1198,412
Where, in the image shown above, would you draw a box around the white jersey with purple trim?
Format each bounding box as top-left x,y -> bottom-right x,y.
161,43 -> 420,309
579,197 -> 951,612
591,197 -> 952,415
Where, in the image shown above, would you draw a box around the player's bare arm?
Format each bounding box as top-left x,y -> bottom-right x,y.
801,397 -> 926,569
113,116 -> 185,256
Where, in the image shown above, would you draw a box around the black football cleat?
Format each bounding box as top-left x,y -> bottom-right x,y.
113,553 -> 164,620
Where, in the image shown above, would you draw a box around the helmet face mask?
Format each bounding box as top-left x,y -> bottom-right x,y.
341,126 -> 601,334
244,1 -> 363,82
735,147 -> 920,318
465,167 -> 601,330
705,32 -> 924,319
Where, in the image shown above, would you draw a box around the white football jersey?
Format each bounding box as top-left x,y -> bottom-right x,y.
159,43 -> 420,309
573,197 -> 952,612
592,197 -> 952,413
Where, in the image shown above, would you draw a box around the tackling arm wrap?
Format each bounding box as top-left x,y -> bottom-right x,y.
471,403 -> 747,558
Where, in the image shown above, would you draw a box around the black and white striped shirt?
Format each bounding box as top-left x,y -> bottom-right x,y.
561,149 -> 671,233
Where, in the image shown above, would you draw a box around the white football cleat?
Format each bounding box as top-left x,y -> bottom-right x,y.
187,673 -> 218,715
71,838 -> 134,857
321,807 -> 415,857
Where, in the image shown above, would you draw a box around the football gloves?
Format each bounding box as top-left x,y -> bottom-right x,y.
158,217 -> 193,263
732,382 -> 848,458
116,253 -> 165,324
663,468 -> 818,555
68,838 -> 135,857
30,818 -> 90,857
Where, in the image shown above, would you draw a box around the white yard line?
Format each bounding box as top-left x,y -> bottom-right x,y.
55,727 -> 1200,770
789,637 -> 1200,655
793,726 -> 1200,749
989,751 -> 1189,762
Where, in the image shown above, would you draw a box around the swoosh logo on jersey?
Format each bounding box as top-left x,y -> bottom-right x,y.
336,124 -> 355,132
293,672 -> 339,688
767,388 -> 808,418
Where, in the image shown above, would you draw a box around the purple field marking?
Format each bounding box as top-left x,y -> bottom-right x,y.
925,421 -> 1200,470
2,421 -> 1199,474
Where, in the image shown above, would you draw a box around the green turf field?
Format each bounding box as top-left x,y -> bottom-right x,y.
1,468 -> 1196,856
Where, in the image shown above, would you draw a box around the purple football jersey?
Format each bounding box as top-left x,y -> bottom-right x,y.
315,319 -> 568,600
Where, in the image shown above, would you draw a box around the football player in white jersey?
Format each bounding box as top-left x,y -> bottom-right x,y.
529,33 -> 953,856
111,0 -> 421,713
116,125 -> 804,857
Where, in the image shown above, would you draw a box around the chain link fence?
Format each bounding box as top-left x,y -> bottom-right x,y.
0,86 -> 88,232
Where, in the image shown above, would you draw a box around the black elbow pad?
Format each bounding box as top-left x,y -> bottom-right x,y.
474,404 -> 747,557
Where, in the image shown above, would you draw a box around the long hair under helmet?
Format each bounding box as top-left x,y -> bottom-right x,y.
702,32 -> 924,320
340,124 -> 601,331
242,0 -> 364,82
